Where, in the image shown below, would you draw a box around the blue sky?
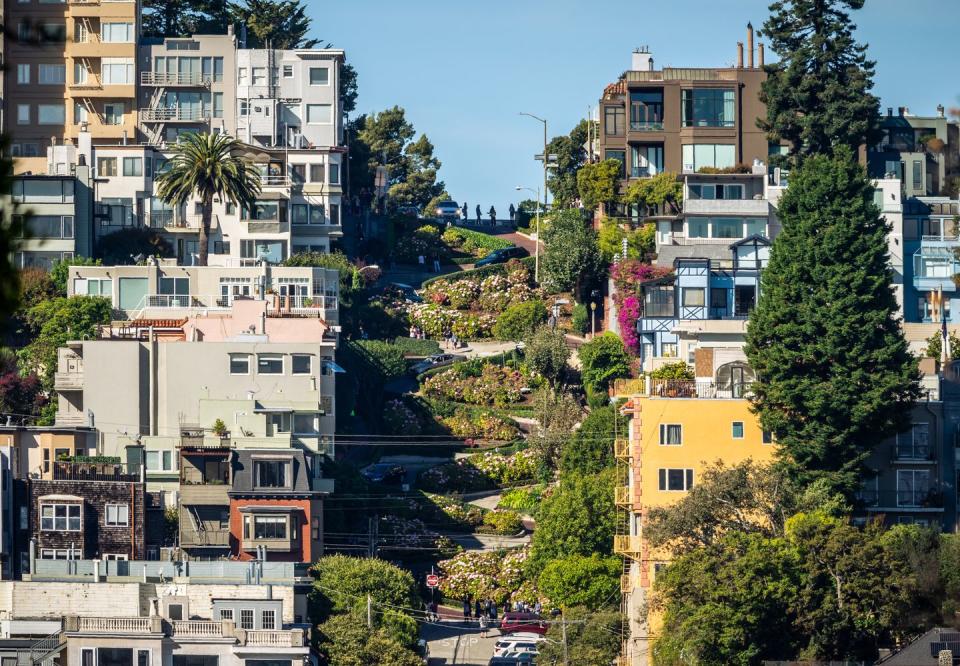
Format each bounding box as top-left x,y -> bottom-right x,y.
309,0 -> 959,211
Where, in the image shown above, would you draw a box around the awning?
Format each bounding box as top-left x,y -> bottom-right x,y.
255,191 -> 288,200
254,400 -> 319,412
237,505 -> 301,513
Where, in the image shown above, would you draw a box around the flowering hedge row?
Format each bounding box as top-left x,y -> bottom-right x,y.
442,228 -> 514,258
406,304 -> 497,340
610,259 -> 674,354
422,364 -> 528,407
382,399 -> 422,436
421,265 -> 538,316
418,448 -> 539,492
437,547 -> 538,606
477,509 -> 524,535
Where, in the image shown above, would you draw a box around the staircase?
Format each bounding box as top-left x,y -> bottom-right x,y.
23,630 -> 65,666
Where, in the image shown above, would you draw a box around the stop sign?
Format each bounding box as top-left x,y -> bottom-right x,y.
426,574 -> 440,588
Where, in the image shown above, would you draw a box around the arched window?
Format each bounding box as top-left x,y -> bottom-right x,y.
716,362 -> 756,398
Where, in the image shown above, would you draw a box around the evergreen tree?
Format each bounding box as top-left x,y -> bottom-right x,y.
760,0 -> 881,160
745,149 -> 921,494
546,120 -> 592,209
228,0 -> 317,49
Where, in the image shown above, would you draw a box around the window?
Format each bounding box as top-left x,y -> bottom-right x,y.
102,58 -> 134,85
630,89 -> 663,129
732,422 -> 744,439
254,516 -> 287,539
659,424 -> 682,446
104,103 -> 125,125
310,163 -> 325,182
711,218 -> 743,238
97,157 -> 117,177
17,64 -> 30,84
122,157 -> 142,177
689,183 -> 744,200
762,430 -> 773,444
101,23 -> 133,42
682,88 -> 735,127
40,548 -> 75,559
39,64 -> 66,84
168,604 -> 183,621
330,204 -> 340,226
213,93 -> 224,119
658,468 -> 694,491
912,159 -> 923,190
25,215 -> 74,239
269,413 -> 291,434
239,100 -> 248,117
682,288 -> 705,307
897,469 -> 931,507
310,205 -> 326,224
230,354 -> 251,375
240,609 -> 254,629
631,144 -> 663,177
291,204 -> 308,224
173,658 -> 218,666
17,105 -> 30,125
606,149 -> 626,178
252,67 -> 266,85
14,179 -> 75,203
38,104 -> 66,125
293,414 -> 318,434
255,460 -> 287,487
661,342 -> 678,358
897,423 -> 931,459
710,288 -> 727,313
137,650 -> 150,666
309,67 -> 329,85
306,104 -> 332,124
238,67 -> 248,85
105,504 -> 129,526
604,106 -> 625,135
261,610 -> 276,630
219,608 -> 234,621
81,649 -> 95,666
41,503 -> 81,531
681,144 -> 736,173
282,64 -> 294,78
74,63 -> 89,86
258,354 -> 283,374
39,22 -> 67,42
292,354 -> 312,374
145,450 -> 176,473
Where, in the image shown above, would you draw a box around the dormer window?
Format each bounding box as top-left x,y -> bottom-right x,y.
254,460 -> 288,488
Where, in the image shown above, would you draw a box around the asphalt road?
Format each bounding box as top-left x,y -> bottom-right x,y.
422,621 -> 501,665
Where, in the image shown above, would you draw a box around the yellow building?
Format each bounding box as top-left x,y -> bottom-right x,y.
612,353 -> 776,666
4,0 -> 138,173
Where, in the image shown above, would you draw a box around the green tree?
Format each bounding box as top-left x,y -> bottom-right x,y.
597,218 -> 655,263
622,171 -> 683,216
922,330 -> 960,359
530,387 -> 583,470
760,1 -> 881,160
310,555 -> 419,622
540,209 -> 603,297
492,300 -> 548,341
560,405 -> 626,476
18,268 -> 57,310
50,257 -> 101,295
524,325 -> 570,387
537,607 -> 621,666
155,133 -> 260,266
0,138 -> 24,318
528,470 -> 615,574
745,150 -> 921,495
576,159 -> 621,211
546,119 -> 592,208
97,228 -> 173,265
653,531 -> 803,666
578,332 -> 631,400
538,555 -> 620,610
228,0 -> 317,48
422,191 -> 452,219
317,612 -> 422,666
141,0 -> 209,37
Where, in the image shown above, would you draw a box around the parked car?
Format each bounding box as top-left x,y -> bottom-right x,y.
396,204 -> 421,218
370,282 -> 422,304
493,633 -> 543,657
360,463 -> 406,484
500,613 -> 548,636
410,353 -> 465,375
435,200 -> 461,221
474,246 -> 528,267
488,655 -> 535,666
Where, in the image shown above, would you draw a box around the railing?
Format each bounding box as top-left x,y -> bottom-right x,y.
171,621 -> 224,637
615,486 -> 632,506
630,121 -> 664,131
55,412 -> 91,427
140,72 -> 211,86
666,236 -> 745,245
142,294 -> 229,310
260,174 -> 291,187
76,617 -> 152,633
52,461 -> 141,482
243,629 -> 303,647
613,535 -> 642,556
612,378 -> 647,396
621,573 -> 635,593
920,235 -> 960,243
140,108 -> 212,122
181,528 -> 231,547
611,378 -> 751,399
858,489 -> 944,509
614,438 -> 631,459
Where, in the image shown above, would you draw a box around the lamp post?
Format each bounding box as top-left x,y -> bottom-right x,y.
590,289 -> 600,337
516,185 -> 541,283
519,112 -> 548,217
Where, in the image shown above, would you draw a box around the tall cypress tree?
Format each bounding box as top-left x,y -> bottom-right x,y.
760,0 -> 881,160
744,149 -> 921,494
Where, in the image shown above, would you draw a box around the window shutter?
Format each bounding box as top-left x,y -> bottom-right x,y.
659,424 -> 665,445
658,469 -> 666,491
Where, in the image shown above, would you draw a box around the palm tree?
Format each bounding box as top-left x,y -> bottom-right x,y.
155,133 -> 261,266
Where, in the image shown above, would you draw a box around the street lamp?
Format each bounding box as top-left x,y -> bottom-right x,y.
516,185 -> 541,283
519,112 -> 548,216
590,289 -> 600,337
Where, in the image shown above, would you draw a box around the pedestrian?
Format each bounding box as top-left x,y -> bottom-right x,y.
489,206 -> 497,226
479,614 -> 489,638
490,600 -> 498,621
452,333 -> 459,349
359,325 -> 368,340
475,204 -> 482,224
534,600 -> 542,615
418,254 -> 425,269
462,597 -> 471,622
462,202 -> 469,220
409,325 -> 416,339
475,599 -> 482,619
509,203 -> 516,221
443,327 -> 452,350
432,255 -> 441,273
429,601 -> 439,623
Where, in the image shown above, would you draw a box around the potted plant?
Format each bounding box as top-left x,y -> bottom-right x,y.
212,419 -> 229,438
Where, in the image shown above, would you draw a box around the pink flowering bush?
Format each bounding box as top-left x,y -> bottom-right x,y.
382,399 -> 422,436
418,448 -> 538,492
617,294 -> 642,354
422,364 -> 527,407
437,547 -> 538,605
610,259 -> 674,356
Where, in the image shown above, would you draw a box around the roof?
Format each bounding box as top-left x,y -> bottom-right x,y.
729,234 -> 771,249
876,627 -> 957,664
231,449 -> 313,494
658,244 -> 731,266
603,79 -> 626,99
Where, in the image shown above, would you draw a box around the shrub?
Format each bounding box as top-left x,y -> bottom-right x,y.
498,485 -> 549,514
571,303 -> 590,335
421,256 -> 536,289
352,340 -> 407,380
493,300 -> 548,341
524,326 -> 570,387
422,364 -> 528,407
390,336 -> 441,357
479,510 -> 524,535
383,399 -> 423,435
441,410 -> 520,441
437,548 -> 536,606
650,361 -> 694,380
578,332 -> 631,395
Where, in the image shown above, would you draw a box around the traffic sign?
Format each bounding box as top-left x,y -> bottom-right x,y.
426,574 -> 440,588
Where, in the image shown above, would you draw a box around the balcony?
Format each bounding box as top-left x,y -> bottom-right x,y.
66,617 -> 160,634
615,485 -> 632,507
260,174 -> 291,188
240,629 -> 305,648
630,121 -> 664,132
140,72 -> 211,87
55,412 -> 91,427
170,621 -> 224,638
52,460 -> 141,482
858,489 -> 944,511
613,535 -> 642,557
614,438 -> 632,460
54,371 -> 84,391
139,294 -> 230,312
180,528 -> 231,548
683,198 -> 770,216
612,378 -> 750,399
245,219 -> 290,235
180,483 -> 230,505
913,247 -> 957,292
140,108 -> 212,123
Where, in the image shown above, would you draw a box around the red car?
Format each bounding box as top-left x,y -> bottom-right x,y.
499,612 -> 547,636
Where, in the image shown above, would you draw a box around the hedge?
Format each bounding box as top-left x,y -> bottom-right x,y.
421,256 -> 536,289
390,336 -> 441,357
451,228 -> 515,252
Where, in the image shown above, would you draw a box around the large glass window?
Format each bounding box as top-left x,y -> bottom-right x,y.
293,414 -> 318,434
605,150 -> 626,178
172,657 -> 218,666
292,354 -> 312,374
38,104 -> 66,125
98,649 -> 133,666
682,288 -> 705,307
102,58 -> 134,85
255,460 -> 287,487
688,183 -> 744,200
306,104 -> 332,124
912,160 -> 923,190
105,504 -> 129,526
711,218 -> 743,238
604,106 -> 625,135
681,89 -> 735,127
682,144 -> 736,173
40,503 -> 81,531
38,64 -> 66,85
254,516 -> 287,539
658,468 -> 694,491
309,67 -> 329,85
687,219 -> 709,238
631,144 -> 663,177
643,285 -> 674,317
101,23 -> 133,42
257,354 -> 283,374
122,157 -> 142,176
629,89 -> 663,130
25,215 -> 73,239
897,469 -> 931,507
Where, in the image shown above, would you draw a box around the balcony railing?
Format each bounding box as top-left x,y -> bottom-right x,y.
615,486 -> 632,506
630,121 -> 664,131
180,528 -> 231,547
614,438 -> 631,460
140,108 -> 212,122
140,72 -> 211,86
613,535 -> 642,557
260,174 -> 291,187
52,461 -> 141,482
170,621 -> 223,638
243,629 -> 304,647
858,489 -> 944,509
75,617 -> 153,633
612,378 -> 751,399
54,371 -> 84,391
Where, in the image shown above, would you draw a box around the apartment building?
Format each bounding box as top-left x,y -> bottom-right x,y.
3,0 -> 138,174
598,25 -> 769,207
9,164 -> 95,270
868,106 -> 960,198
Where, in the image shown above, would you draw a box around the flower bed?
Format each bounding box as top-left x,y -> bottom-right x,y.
441,410 -> 520,441
437,547 -> 538,605
383,399 -> 423,436
422,363 -> 528,408
418,448 -> 539,492
498,484 -> 551,514
442,227 -> 514,258
476,509 -> 524,535
422,493 -> 484,530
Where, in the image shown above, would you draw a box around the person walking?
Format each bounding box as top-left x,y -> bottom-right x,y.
432,254 -> 441,273
479,614 -> 489,638
462,202 -> 469,220
443,326 -> 452,350
509,203 -> 516,221
474,599 -> 482,620
489,206 -> 497,226
475,204 -> 482,224
490,600 -> 498,622
462,596 -> 471,622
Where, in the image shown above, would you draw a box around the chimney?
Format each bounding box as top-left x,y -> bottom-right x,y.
747,22 -> 754,68
736,42 -> 744,68
938,104 -> 946,118
758,42 -> 765,67
887,107 -> 893,117
631,47 -> 654,72
898,106 -> 905,117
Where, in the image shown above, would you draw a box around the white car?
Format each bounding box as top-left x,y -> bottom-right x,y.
493,633 -> 543,658
435,200 -> 461,220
